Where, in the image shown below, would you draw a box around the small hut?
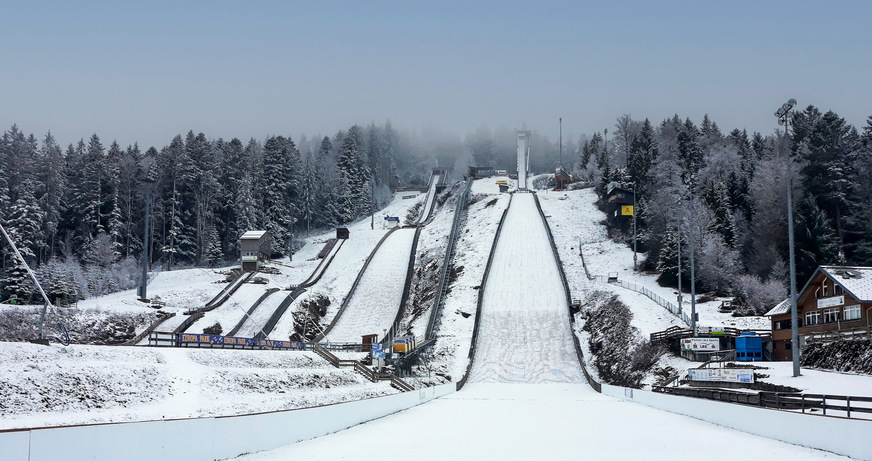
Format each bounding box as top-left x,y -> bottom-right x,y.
239,230 -> 272,272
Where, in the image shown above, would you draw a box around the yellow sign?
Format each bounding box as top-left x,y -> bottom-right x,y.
621,205 -> 634,216
496,180 -> 508,185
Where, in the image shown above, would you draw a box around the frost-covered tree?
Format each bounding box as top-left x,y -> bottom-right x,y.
261,135 -> 300,253
1,182 -> 44,300
34,132 -> 66,263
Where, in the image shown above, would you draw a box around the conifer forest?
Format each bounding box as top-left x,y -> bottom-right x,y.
1,106 -> 871,316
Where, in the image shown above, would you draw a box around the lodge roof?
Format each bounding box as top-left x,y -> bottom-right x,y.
764,265 -> 872,316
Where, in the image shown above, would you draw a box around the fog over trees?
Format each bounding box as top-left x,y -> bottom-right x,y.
2,107 -> 871,314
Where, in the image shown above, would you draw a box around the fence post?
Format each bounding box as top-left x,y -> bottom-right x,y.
822,396 -> 827,416
846,396 -> 851,418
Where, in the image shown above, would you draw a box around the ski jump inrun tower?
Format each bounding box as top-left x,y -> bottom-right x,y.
516,130 -> 531,190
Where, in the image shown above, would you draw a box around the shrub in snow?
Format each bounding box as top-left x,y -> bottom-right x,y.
580,291 -> 664,388
801,339 -> 872,375
203,322 -> 223,335
732,274 -> 786,316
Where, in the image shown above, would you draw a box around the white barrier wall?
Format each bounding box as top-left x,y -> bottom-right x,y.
601,383 -> 872,461
0,384 -> 455,461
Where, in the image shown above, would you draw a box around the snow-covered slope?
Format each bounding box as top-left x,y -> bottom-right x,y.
0,342 -> 395,430
323,227 -> 417,343
468,193 -> 584,384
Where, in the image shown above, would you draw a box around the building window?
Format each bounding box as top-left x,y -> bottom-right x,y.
823,308 -> 840,324
844,304 -> 861,321
822,281 -> 829,298
834,285 -> 844,296
814,288 -> 820,299
805,311 -> 820,326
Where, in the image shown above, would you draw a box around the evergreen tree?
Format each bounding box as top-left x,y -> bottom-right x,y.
35,132 -> 66,263
338,125 -> 371,218
1,182 -> 44,300
261,135 -> 300,253
795,195 -> 840,283
627,119 -> 656,196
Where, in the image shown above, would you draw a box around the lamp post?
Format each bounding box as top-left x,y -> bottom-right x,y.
138,164 -> 156,301
632,182 -> 637,270
775,98 -> 800,377
676,197 -> 683,315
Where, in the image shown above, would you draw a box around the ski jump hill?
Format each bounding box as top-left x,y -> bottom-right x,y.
319,171 -> 443,344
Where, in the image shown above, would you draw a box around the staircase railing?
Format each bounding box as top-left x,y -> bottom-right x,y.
426,178 -> 472,340
312,343 -> 414,392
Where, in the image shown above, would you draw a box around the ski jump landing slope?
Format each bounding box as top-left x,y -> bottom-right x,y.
468,192 -> 585,384
322,228 -> 418,343
416,173 -> 441,224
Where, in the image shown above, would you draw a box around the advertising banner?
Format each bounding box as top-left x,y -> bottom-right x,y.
688,368 -> 755,383
681,337 -> 720,351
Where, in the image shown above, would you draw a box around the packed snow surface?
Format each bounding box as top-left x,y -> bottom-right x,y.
323,227 -> 417,343
236,383 -> 848,461
417,173 -> 441,223
468,193 -> 584,383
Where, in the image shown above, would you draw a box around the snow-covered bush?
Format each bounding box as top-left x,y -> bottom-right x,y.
580,292 -> 664,387
732,274 -> 786,316
801,340 -> 872,374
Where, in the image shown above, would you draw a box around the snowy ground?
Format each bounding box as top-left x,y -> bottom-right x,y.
0,342 -> 396,430
235,383 -> 848,461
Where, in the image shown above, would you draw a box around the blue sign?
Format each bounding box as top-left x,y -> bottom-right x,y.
384,216 -> 400,221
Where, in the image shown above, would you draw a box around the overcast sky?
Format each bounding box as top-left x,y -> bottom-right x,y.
2,0 -> 870,150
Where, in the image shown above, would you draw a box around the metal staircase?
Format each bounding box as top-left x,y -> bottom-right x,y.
425,178 -> 473,340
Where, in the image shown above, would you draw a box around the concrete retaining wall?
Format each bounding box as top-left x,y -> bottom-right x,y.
0,383 -> 455,461
601,383 -> 872,460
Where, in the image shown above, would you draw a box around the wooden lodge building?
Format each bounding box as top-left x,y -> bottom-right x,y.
766,266 -> 872,361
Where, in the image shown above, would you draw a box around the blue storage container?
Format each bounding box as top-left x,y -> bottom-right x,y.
735,332 -> 763,362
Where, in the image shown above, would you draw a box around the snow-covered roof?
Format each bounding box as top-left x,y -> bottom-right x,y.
819,266 -> 872,302
240,230 -> 268,240
766,265 -> 872,317
764,298 -> 789,316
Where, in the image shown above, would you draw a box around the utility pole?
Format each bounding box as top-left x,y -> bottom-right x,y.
690,219 -> 697,337
138,185 -> 152,300
632,182 -> 637,270
677,213 -> 682,315
776,98 -> 800,377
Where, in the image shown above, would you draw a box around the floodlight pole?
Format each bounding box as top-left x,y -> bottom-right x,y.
139,185 -> 152,300
676,198 -> 682,315
776,98 -> 800,377
632,182 -> 637,270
